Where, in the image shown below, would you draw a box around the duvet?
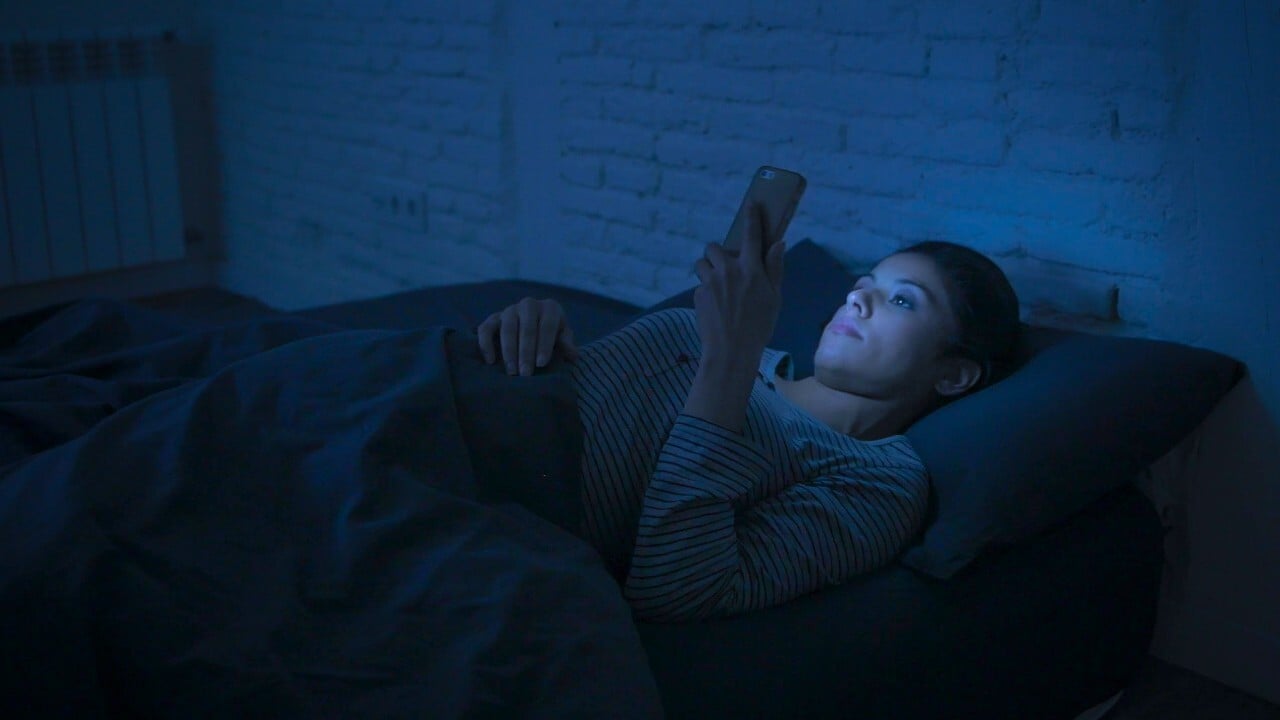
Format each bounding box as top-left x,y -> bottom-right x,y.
0,299 -> 662,718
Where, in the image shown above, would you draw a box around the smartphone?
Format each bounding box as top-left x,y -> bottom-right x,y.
723,166 -> 807,255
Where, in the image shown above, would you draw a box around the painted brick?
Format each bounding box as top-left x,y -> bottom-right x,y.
914,0 -> 1021,38
1005,86 -> 1115,135
772,70 -> 998,119
1018,44 -> 1170,94
654,64 -> 774,102
433,133 -> 500,168
702,29 -> 836,71
358,19 -> 442,49
1101,184 -> 1174,236
560,156 -> 605,188
408,105 -> 482,136
557,26 -> 599,56
599,90 -> 712,133
559,93 -> 603,120
598,27 -> 699,62
1009,130 -> 1167,180
1034,0 -> 1164,48
928,40 -> 1002,80
845,116 -> 1007,166
555,0 -> 646,26
435,23 -> 492,51
768,69 -> 858,115
850,195 -> 950,243
626,0 -> 763,28
1113,90 -> 1175,135
653,201 -> 731,252
429,187 -> 499,222
604,158 -> 662,194
562,246 -> 667,294
562,186 -> 657,229
834,36 -> 929,76
735,0 -> 819,30
656,168 -> 724,209
654,132 -> 771,172
410,76 -> 496,110
917,166 -> 1108,221
559,55 -> 637,87
562,117 -> 656,158
703,108 -> 844,152
795,151 -> 924,199
398,48 -> 476,77
815,3 -> 916,35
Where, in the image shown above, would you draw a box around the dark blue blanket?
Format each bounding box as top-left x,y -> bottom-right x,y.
0,299 -> 661,718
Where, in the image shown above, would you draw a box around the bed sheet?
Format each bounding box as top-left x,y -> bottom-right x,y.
0,297 -> 661,718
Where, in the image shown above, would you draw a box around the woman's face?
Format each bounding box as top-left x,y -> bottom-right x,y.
813,252 -> 960,401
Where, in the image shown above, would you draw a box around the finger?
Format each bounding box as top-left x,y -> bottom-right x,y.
692,257 -> 713,284
535,302 -> 561,367
499,306 -> 519,374
477,313 -> 500,364
703,242 -> 728,267
561,325 -> 580,362
766,240 -> 786,287
740,201 -> 765,265
517,298 -> 539,375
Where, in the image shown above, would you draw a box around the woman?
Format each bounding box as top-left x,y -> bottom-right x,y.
477,206 -> 1021,622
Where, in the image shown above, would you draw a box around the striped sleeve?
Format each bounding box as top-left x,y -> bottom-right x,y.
624,414 -> 927,623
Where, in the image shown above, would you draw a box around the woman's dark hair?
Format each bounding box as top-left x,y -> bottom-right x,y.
897,240 -> 1022,394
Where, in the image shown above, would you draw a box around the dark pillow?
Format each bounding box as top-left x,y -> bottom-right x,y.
646,239 -> 854,378
646,240 -> 1244,579
900,327 -> 1241,578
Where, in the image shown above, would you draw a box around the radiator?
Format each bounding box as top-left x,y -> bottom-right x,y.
0,33 -> 184,287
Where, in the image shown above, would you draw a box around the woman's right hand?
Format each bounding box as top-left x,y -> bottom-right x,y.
476,297 -> 580,376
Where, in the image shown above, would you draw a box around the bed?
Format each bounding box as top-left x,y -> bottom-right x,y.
0,241 -> 1242,719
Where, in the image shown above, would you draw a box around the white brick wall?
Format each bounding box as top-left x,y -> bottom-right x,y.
198,0 -> 1187,321
196,0 -> 1274,363
538,0 -> 1185,321
206,0 -> 508,306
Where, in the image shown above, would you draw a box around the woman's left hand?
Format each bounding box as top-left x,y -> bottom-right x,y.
691,202 -> 786,373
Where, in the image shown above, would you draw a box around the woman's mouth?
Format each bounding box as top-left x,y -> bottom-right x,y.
828,321 -> 863,339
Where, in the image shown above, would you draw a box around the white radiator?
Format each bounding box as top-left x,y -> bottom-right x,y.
0,33 -> 184,287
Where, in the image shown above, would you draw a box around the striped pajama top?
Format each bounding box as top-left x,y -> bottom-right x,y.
567,308 -> 930,623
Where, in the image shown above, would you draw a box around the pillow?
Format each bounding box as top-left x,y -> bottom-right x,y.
646,239 -> 1244,579
900,327 -> 1242,578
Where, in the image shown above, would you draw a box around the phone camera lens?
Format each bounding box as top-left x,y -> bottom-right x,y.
760,169 -> 775,179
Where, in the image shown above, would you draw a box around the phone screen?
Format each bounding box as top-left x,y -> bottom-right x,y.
723,166 -> 807,254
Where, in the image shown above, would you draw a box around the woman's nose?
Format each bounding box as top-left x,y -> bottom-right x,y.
847,288 -> 871,316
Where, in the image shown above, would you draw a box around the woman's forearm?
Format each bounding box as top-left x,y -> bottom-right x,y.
681,357 -> 758,433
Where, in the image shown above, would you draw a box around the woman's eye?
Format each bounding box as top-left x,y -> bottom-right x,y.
891,294 -> 914,309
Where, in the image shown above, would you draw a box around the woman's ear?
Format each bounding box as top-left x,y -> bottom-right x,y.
934,357 -> 982,397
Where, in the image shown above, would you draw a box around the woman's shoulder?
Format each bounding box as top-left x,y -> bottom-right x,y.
819,426 -> 929,477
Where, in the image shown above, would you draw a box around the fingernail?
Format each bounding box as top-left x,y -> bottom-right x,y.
536,354 -> 549,366
507,363 -> 516,375
520,363 -> 531,376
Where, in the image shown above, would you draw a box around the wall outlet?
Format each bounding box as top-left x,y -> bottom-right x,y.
369,183 -> 428,234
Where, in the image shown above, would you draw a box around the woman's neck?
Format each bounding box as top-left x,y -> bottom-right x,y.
774,376 -> 914,441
